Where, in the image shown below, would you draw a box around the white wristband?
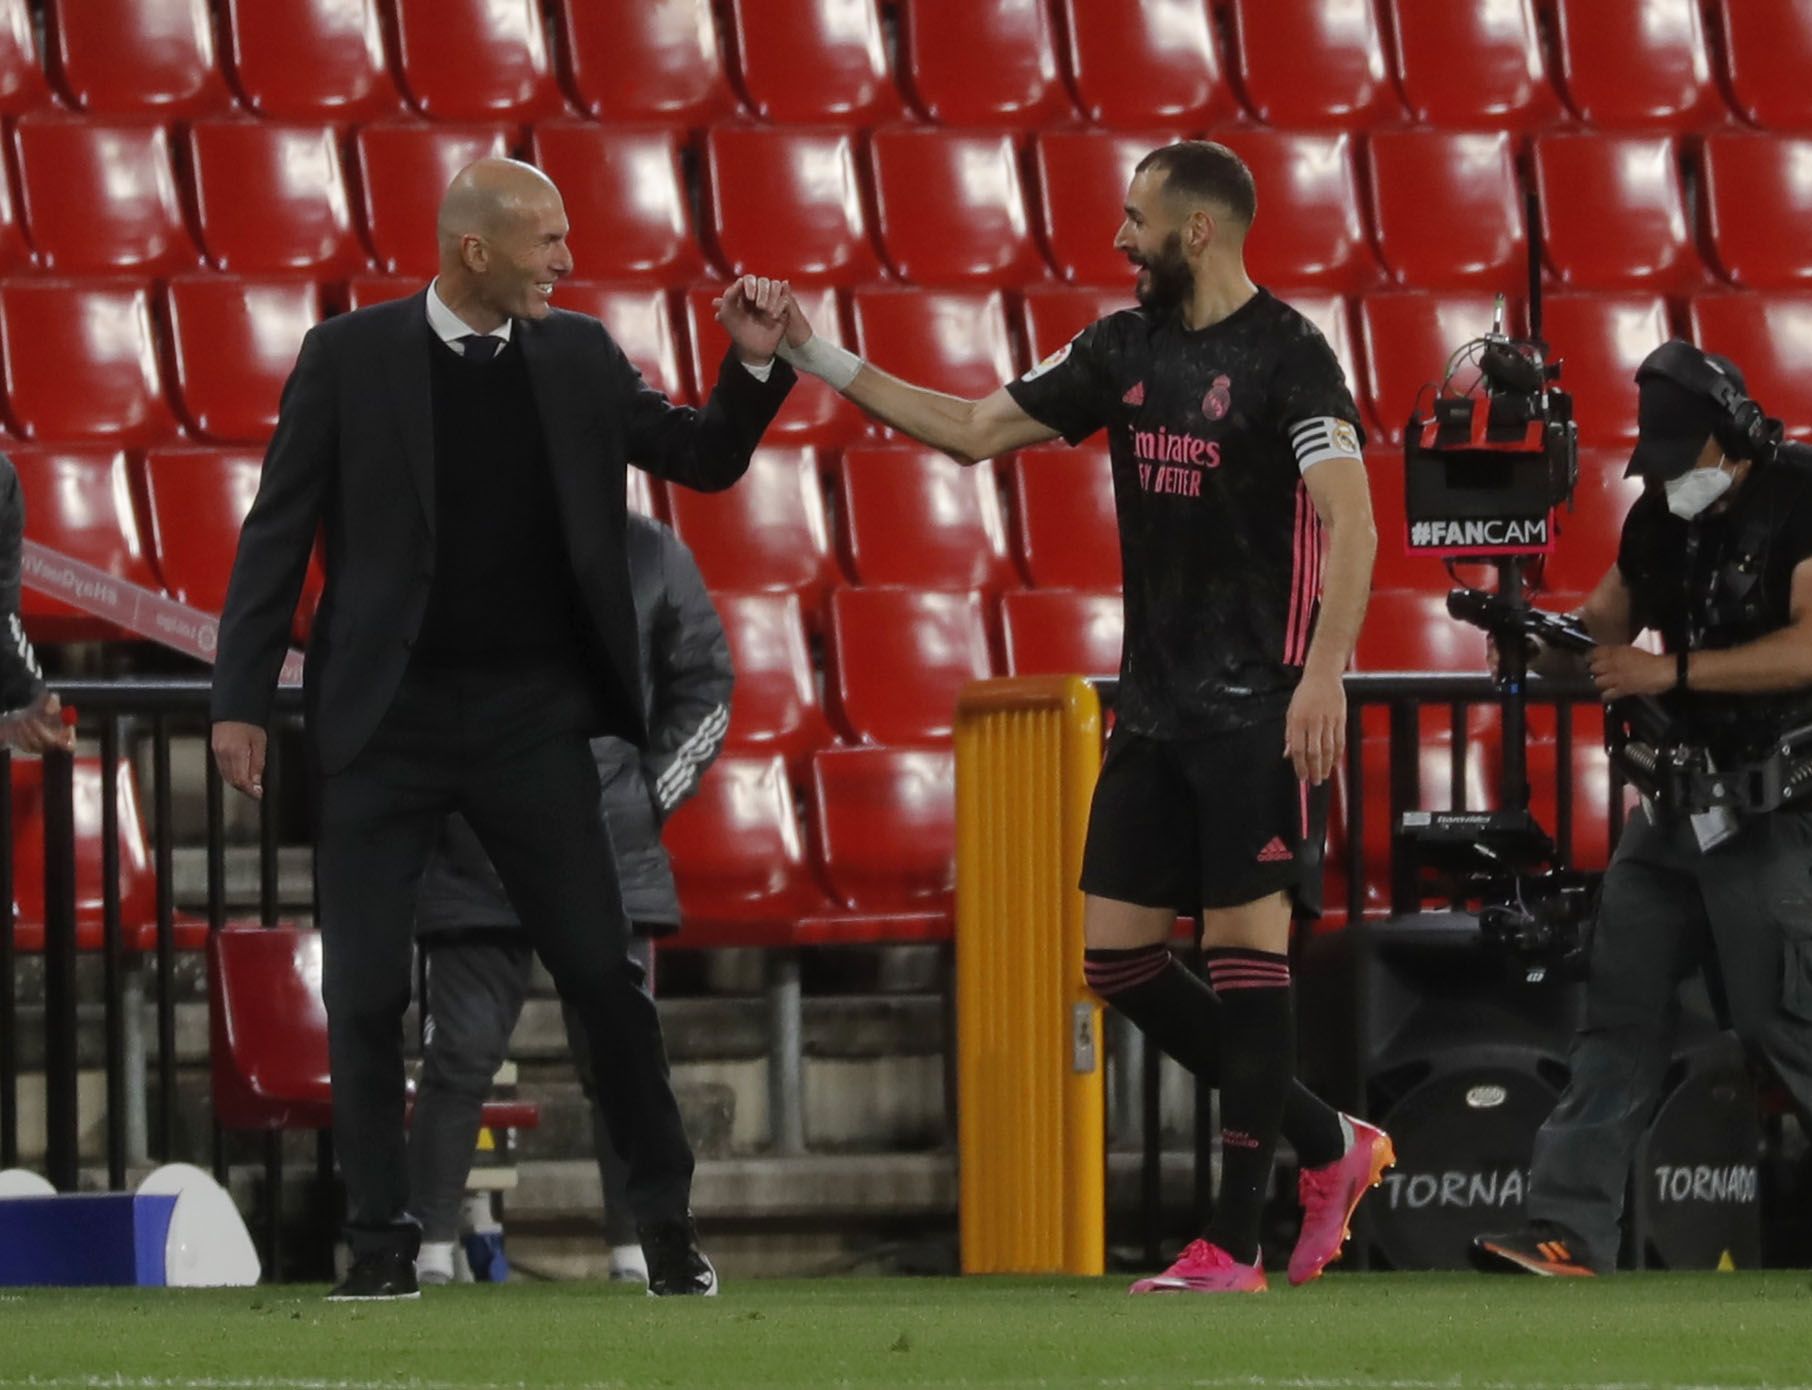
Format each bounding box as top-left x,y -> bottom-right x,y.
777,335 -> 863,391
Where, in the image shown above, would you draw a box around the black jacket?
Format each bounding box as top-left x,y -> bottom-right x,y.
208,290 -> 790,773
0,455 -> 46,713
416,515 -> 731,935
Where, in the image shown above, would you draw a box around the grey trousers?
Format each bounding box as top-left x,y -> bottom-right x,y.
1526,804 -> 1812,1269
408,930 -> 655,1246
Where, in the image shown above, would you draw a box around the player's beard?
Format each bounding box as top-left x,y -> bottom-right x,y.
1131,232 -> 1192,313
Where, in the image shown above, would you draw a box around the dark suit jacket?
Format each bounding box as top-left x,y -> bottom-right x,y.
209,290 -> 792,774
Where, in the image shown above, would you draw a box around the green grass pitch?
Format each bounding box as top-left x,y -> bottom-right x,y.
3,1273 -> 1810,1389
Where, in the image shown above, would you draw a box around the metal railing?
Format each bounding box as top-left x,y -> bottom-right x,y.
0,678 -> 304,1188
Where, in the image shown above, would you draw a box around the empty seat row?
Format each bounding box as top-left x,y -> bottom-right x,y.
11,273 -> 1808,456
7,0 -> 1806,135
14,117 -> 1812,302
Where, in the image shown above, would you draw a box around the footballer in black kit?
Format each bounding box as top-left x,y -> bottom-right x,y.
771,139 -> 1392,1294
1007,289 -> 1365,917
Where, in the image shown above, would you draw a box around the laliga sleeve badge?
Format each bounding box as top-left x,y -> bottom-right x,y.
1020,341 -> 1071,382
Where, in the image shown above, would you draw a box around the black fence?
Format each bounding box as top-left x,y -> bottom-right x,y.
2,672 -> 1613,1267
0,678 -> 304,1190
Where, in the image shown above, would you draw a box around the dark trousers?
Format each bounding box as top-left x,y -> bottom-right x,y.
314,662 -> 693,1257
1527,805 -> 1812,1268
410,932 -> 653,1247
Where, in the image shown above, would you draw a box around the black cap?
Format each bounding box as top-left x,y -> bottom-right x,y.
1624,341 -> 1747,482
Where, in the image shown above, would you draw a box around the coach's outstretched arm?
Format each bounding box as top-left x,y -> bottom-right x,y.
776,294 -> 1056,465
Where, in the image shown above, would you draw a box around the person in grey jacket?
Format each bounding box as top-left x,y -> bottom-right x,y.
0,456 -> 72,754
407,512 -> 732,1285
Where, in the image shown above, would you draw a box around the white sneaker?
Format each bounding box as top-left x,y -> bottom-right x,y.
416,1241 -> 456,1287
608,1244 -> 648,1285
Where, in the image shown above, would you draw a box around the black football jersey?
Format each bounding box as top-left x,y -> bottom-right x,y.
1006,289 -> 1364,738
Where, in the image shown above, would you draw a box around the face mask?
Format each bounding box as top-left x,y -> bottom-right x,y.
1664,457 -> 1734,520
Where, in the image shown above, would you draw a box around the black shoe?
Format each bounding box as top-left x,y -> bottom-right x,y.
639,1213 -> 719,1297
327,1250 -> 421,1301
1471,1222 -> 1598,1277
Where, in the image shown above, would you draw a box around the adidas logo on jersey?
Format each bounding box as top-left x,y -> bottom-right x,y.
1256,837 -> 1293,863
1122,381 -> 1145,407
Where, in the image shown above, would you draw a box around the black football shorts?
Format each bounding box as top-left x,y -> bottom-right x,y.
1078,718 -> 1330,917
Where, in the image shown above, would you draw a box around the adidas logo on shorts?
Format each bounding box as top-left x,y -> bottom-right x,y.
1256,837 -> 1293,863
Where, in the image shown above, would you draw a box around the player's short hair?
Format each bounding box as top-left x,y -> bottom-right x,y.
1134,141 -> 1257,227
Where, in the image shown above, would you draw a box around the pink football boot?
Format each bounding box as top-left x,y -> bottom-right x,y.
1129,1239 -> 1267,1294
1288,1115 -> 1396,1286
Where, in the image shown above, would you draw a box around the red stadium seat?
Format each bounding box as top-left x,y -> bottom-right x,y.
13,114 -> 202,274
555,0 -> 738,127
704,127 -> 881,285
1389,0 -> 1559,131
48,0 -> 234,116
1551,0 -> 1729,131
1533,134 -> 1703,293
1060,0 -> 1238,130
727,0 -> 901,125
0,280 -> 181,445
663,447 -> 840,613
685,284 -> 864,447
1720,0 -> 1812,132
1226,0 -> 1404,129
804,746 -> 956,938
354,122 -> 514,277
8,446 -> 164,641
1701,134 -> 1812,289
870,128 -> 1048,287
0,0 -> 51,114
826,587 -> 993,745
1012,446 -> 1120,590
715,592 -> 836,778
164,276 -> 323,444
837,444 -> 1015,595
1214,130 -> 1380,293
1021,285 -> 1135,362
1688,293 -> 1812,441
1032,131 -> 1169,287
189,120 -> 367,276
1541,448 -> 1641,594
1367,131 -> 1525,294
1540,293 -> 1670,446
850,288 -> 1019,423
1543,293 -> 1667,445
392,0 -> 566,123
1000,588 -> 1123,677
0,148 -> 27,274
1358,292 -> 1522,445
345,274 -> 424,310
900,0 -> 1074,129
7,758 -> 200,953
664,754 -> 833,946
529,124 -> 704,287
210,925 -> 537,1130
552,282 -> 689,404
143,445 -> 324,638
223,0 -> 405,122
1352,591 -> 1486,673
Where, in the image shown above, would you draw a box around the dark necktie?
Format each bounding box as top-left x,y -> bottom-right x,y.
458,333 -> 502,363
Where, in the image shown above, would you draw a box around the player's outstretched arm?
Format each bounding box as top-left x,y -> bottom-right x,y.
776,292 -> 1057,465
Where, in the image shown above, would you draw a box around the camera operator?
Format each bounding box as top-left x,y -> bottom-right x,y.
1475,340 -> 1812,1276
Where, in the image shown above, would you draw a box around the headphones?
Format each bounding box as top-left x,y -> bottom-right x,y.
1637,339 -> 1774,462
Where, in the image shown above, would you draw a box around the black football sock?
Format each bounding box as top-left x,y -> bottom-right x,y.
1201,947 -> 1297,1265
1082,945 -> 1345,1169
